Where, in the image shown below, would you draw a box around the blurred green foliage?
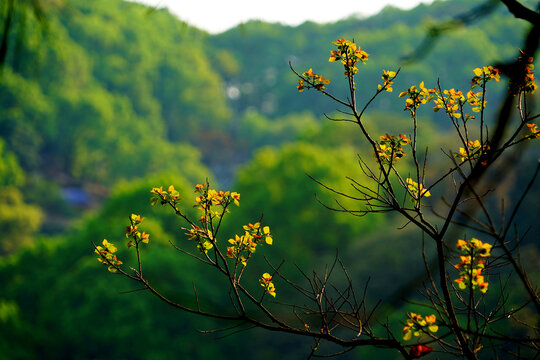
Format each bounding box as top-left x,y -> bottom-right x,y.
0,187 -> 42,254
225,142 -> 386,256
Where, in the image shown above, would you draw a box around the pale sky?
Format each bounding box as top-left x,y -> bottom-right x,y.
130,0 -> 434,34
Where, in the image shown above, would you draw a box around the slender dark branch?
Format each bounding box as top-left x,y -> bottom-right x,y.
500,0 -> 540,23
502,161 -> 540,239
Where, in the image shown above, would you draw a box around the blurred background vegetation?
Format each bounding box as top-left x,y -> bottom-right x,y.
0,0 -> 539,358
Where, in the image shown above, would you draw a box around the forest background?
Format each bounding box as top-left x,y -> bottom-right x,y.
0,0 -> 539,358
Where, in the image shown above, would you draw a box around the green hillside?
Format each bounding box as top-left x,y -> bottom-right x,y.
209,0 -> 528,118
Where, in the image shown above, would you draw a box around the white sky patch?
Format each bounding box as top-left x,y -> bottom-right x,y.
129,0 -> 434,34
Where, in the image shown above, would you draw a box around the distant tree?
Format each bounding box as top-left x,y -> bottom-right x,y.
0,138 -> 42,254
0,0 -> 48,81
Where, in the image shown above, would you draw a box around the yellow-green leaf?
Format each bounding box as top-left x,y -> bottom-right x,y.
403,331 -> 412,341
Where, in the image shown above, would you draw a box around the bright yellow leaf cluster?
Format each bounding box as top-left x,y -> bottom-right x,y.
433,88 -> 466,118
406,178 -> 431,201
375,133 -> 411,165
378,70 -> 397,92
150,183 -> 243,254
328,38 -> 369,77
465,90 -> 486,115
259,272 -> 276,298
186,225 -> 214,254
454,238 -> 492,294
523,67 -> 538,93
194,183 -> 240,212
471,66 -> 500,88
95,239 -> 123,273
399,81 -> 435,116
125,213 -> 150,248
517,54 -> 537,94
402,313 -> 438,341
526,123 -> 540,138
297,68 -> 330,92
226,222 -> 273,266
456,139 -> 490,165
397,65 -> 503,120
150,185 -> 181,206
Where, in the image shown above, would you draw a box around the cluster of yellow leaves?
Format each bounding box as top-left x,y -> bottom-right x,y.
227,222 -> 273,266
471,66 -> 500,88
399,67 -> 501,120
523,69 -> 538,93
125,213 -> 150,248
297,68 -> 331,92
454,238 -> 492,294
99,180 -> 280,302
259,273 -> 276,298
465,90 -> 485,116
186,225 -> 214,253
456,139 -> 490,165
516,54 -> 538,94
150,185 -> 181,206
378,70 -> 397,92
195,184 -> 240,209
194,183 -> 240,225
329,38 -> 369,77
95,239 -> 123,273
96,214 -> 150,271
193,183 -> 240,223
399,82 -> 436,116
526,123 -> 540,139
402,313 -> 438,341
468,67 -> 499,117
433,88 -> 466,118
150,183 -> 242,254
406,178 -> 431,201
375,133 -> 411,165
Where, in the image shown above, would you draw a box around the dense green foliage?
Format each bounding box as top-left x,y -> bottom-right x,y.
0,0 -> 538,358
1,0 -> 219,186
